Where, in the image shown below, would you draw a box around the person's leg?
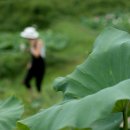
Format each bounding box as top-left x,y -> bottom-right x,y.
35,72 -> 43,93
35,59 -> 46,93
24,69 -> 36,102
24,69 -> 33,90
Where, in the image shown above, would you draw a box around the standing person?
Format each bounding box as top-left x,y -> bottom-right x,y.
20,27 -> 46,94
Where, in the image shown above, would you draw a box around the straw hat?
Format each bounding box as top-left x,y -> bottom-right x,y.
20,27 -> 39,39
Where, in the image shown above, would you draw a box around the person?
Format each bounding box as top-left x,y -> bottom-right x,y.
20,27 -> 46,94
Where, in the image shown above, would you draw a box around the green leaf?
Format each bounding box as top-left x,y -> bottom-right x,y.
17,27 -> 130,130
0,97 -> 24,130
54,27 -> 130,99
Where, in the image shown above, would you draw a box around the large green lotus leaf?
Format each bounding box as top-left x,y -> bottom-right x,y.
0,96 -> 24,130
54,27 -> 130,99
18,79 -> 130,130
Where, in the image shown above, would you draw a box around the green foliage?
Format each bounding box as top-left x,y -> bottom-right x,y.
0,52 -> 29,78
0,97 -> 23,130
1,0 -> 130,31
50,21 -> 93,58
17,27 -> 130,130
0,33 -> 28,78
81,13 -> 130,32
41,30 -> 69,51
0,33 -> 20,51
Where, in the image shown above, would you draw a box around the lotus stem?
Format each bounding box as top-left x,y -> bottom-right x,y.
123,109 -> 128,130
123,101 -> 130,130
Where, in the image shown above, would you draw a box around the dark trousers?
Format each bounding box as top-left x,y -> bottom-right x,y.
24,57 -> 45,92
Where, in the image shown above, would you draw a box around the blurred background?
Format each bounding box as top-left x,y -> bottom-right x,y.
0,0 -> 130,118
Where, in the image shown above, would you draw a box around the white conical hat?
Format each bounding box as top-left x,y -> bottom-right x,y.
20,27 -> 39,39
